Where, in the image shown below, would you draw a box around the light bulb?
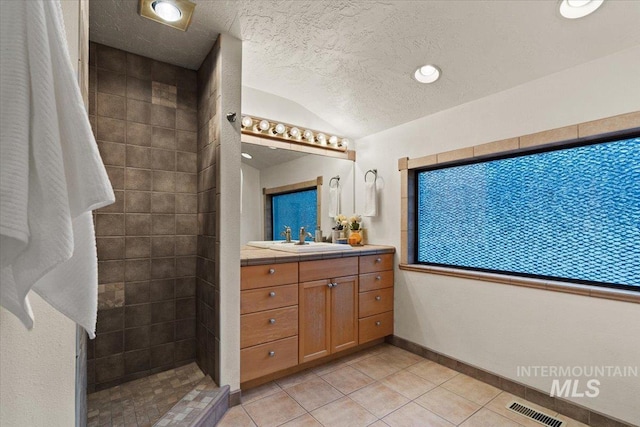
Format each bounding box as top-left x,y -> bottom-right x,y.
317,133 -> 327,145
329,136 -> 338,145
289,127 -> 301,138
414,65 -> 441,83
340,138 -> 350,149
258,120 -> 270,131
151,1 -> 182,22
303,130 -> 314,142
241,116 -> 253,128
274,123 -> 286,135
420,65 -> 437,76
567,0 -> 591,7
559,0 -> 604,18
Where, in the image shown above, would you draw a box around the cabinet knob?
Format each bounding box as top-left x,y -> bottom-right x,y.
269,291 -> 276,297
375,295 -> 381,301
268,268 -> 275,274
268,351 -> 275,357
332,282 -> 338,287
327,282 -> 334,288
376,275 -> 381,280
269,318 -> 276,324
375,321 -> 381,326
376,257 -> 382,263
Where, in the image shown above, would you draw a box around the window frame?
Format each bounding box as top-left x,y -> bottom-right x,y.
398,111 -> 640,303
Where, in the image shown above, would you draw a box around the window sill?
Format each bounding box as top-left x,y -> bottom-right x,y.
399,264 -> 640,304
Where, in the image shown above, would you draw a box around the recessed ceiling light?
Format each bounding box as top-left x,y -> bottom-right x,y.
559,0 -> 604,19
241,152 -> 252,159
414,64 -> 441,84
152,1 -> 182,22
139,0 -> 195,31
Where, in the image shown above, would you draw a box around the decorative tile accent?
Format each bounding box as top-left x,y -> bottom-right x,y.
97,283 -> 125,309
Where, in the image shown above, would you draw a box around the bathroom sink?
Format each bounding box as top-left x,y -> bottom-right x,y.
246,240 -> 352,253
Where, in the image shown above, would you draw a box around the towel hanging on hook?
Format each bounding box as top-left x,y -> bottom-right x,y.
328,175 -> 341,218
364,169 -> 378,217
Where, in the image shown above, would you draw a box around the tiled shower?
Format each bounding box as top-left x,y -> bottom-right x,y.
88,41 -> 218,393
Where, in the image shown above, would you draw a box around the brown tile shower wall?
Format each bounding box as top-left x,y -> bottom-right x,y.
87,43 -> 198,392
195,40 -> 220,384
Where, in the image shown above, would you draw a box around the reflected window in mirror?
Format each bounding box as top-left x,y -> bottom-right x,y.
272,189 -> 317,239
264,176 -> 322,240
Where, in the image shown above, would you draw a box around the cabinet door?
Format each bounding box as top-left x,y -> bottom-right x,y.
299,279 -> 331,363
330,275 -> 358,354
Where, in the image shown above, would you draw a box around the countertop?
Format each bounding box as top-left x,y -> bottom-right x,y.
241,244 -> 396,266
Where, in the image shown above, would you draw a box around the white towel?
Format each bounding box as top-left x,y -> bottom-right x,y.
363,181 -> 377,217
328,185 -> 340,218
0,0 -> 115,338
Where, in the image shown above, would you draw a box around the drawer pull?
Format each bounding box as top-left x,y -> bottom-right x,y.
269,291 -> 276,297
376,275 -> 381,280
375,321 -> 382,326
268,268 -> 275,274
375,295 -> 381,301
376,257 -> 382,263
268,351 -> 275,357
269,318 -> 276,324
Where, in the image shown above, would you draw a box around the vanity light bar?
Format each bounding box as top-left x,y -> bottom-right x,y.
240,115 -> 350,152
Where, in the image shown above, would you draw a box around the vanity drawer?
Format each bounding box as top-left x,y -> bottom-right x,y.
241,336 -> 298,383
359,288 -> 394,318
241,306 -> 298,349
359,311 -> 393,344
241,284 -> 298,314
241,262 -> 298,290
359,254 -> 394,274
299,257 -> 358,282
359,270 -> 394,292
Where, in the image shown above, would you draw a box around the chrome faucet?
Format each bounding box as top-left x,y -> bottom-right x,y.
280,226 -> 292,243
296,226 -> 313,245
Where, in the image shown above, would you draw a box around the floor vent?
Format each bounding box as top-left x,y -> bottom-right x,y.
506,401 -> 565,427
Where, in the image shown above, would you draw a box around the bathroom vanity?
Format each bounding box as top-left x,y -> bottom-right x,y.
240,245 -> 395,385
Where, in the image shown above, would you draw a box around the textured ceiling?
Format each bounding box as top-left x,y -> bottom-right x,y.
90,0 -> 640,139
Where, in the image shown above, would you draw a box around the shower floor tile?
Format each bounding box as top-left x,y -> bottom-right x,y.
87,362 -> 205,427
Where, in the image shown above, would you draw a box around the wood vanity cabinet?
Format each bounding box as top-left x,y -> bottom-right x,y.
358,254 -> 394,343
240,262 -> 299,383
298,257 -> 359,363
240,251 -> 394,384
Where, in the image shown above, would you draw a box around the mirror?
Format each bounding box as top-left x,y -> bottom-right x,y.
240,142 -> 355,244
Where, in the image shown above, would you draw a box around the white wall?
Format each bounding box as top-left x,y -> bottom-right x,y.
0,1 -> 80,425
355,46 -> 640,424
218,34 -> 243,391
240,163 -> 263,243
259,154 -> 355,239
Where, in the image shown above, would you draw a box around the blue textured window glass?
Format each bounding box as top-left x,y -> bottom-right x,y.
417,137 -> 640,289
272,189 -> 317,238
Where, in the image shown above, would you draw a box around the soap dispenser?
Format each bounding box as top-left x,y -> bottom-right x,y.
315,225 -> 322,243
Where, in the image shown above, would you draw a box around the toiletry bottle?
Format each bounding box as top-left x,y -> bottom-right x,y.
315,225 -> 322,243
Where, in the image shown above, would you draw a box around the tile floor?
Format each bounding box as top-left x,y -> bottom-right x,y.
219,344 -> 588,427
87,362 -> 205,427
